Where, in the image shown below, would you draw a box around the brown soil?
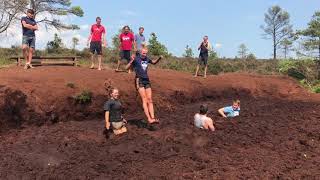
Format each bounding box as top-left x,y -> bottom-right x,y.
0,66 -> 319,179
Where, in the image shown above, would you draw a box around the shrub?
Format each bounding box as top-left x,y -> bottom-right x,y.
75,90 -> 92,105
313,86 -> 320,93
66,82 -> 75,89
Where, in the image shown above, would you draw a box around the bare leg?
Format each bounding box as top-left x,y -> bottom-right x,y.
22,45 -> 29,69
138,88 -> 153,123
113,127 -> 127,135
116,59 -> 121,71
145,88 -> 157,122
97,55 -> 102,70
204,65 -> 208,78
194,64 -> 200,77
90,54 -> 94,69
28,48 -> 34,68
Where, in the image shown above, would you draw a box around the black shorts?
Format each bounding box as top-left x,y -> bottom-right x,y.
120,50 -> 131,63
198,53 -> 208,65
90,42 -> 102,55
135,77 -> 151,89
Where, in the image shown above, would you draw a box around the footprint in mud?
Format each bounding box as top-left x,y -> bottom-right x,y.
128,119 -> 159,131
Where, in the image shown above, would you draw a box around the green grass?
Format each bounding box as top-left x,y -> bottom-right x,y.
0,57 -> 14,68
74,90 -> 93,105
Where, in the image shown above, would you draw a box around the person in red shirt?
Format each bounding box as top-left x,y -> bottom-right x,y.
116,25 -> 135,73
87,17 -> 107,71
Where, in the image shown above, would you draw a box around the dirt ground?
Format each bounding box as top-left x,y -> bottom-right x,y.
0,66 -> 319,179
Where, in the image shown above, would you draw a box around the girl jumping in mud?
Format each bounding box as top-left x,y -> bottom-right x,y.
194,104 -> 215,131
104,88 -> 127,135
126,47 -> 162,124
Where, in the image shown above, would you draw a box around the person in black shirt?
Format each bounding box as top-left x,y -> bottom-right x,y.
21,9 -> 38,69
194,36 -> 212,78
104,88 -> 127,135
126,48 -> 162,124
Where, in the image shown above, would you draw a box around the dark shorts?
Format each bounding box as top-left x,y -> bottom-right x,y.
22,36 -> 36,49
120,50 -> 131,63
135,77 -> 151,89
198,53 -> 208,65
90,42 -> 102,55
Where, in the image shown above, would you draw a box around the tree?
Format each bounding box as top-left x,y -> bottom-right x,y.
247,53 -> 256,60
261,5 -> 293,60
238,43 -> 248,59
279,38 -> 293,59
298,11 -> 320,79
0,0 -> 27,33
208,48 -> 218,60
298,11 -> 320,60
148,32 -> 169,56
72,37 -> 79,50
30,0 -> 83,30
111,29 -> 122,51
47,33 -> 64,53
183,45 -> 194,58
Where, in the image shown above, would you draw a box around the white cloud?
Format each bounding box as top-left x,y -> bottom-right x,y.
120,10 -> 138,16
215,43 -> 222,49
80,24 -> 89,30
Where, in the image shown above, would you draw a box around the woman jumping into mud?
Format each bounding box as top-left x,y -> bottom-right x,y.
126,47 -> 162,124
194,104 -> 215,131
104,88 -> 127,135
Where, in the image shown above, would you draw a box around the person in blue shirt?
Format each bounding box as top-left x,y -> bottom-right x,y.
21,9 -> 38,69
218,100 -> 241,118
126,48 -> 162,124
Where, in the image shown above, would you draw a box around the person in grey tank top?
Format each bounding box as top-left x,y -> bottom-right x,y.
194,104 -> 215,131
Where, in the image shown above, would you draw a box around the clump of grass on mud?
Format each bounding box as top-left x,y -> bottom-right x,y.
66,82 -> 76,89
74,90 -> 92,104
313,86 -> 320,93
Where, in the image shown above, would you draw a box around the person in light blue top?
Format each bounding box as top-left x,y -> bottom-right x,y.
134,27 -> 146,55
218,100 -> 241,118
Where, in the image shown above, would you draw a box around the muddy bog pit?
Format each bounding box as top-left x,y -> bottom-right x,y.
0,66 -> 319,179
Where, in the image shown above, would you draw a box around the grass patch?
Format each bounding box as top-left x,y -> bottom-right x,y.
75,90 -> 92,105
0,57 -> 14,68
66,82 -> 76,89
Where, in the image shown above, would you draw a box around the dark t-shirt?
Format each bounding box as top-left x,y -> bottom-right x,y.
21,16 -> 36,37
200,42 -> 209,55
132,55 -> 152,79
104,99 -> 122,122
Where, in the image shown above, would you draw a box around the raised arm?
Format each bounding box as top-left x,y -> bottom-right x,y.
125,57 -> 135,70
198,42 -> 202,50
218,108 -> 227,118
150,56 -> 163,65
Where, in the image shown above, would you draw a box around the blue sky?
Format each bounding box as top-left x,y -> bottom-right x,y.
1,0 -> 319,58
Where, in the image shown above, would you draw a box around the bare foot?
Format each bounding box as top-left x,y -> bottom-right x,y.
193,74 -> 197,77
29,64 -> 35,69
90,64 -> 94,69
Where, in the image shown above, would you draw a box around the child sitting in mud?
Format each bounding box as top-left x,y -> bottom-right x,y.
104,88 -> 127,136
218,99 -> 241,118
194,104 -> 215,131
